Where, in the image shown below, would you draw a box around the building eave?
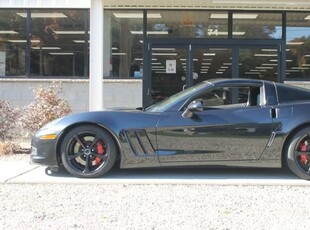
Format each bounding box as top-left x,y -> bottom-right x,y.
0,0 -> 310,11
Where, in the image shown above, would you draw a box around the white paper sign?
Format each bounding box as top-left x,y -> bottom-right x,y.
166,60 -> 176,74
0,52 -> 5,76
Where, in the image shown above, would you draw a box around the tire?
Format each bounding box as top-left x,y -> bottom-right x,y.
286,126 -> 310,180
60,125 -> 117,178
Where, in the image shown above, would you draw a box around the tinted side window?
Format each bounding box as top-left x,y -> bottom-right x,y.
198,86 -> 261,108
276,84 -> 310,103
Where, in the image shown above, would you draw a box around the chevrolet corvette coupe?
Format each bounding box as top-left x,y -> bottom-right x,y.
31,79 -> 310,179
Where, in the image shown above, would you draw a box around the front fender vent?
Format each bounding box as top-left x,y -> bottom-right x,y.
125,130 -> 156,155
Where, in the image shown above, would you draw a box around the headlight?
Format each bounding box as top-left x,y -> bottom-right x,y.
39,134 -> 58,140
31,146 -> 38,155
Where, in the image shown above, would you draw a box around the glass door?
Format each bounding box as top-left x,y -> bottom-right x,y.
192,47 -> 233,84
149,45 -> 189,104
238,47 -> 280,82
191,46 -> 280,84
144,44 -> 281,107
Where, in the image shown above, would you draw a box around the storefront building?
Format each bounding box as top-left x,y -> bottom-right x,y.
0,0 -> 310,111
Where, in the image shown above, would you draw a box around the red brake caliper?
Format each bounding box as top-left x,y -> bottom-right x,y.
95,142 -> 105,165
299,142 -> 309,165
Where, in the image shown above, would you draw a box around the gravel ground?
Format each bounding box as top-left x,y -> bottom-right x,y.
1,180 -> 310,229
1,154 -> 310,229
0,153 -> 29,161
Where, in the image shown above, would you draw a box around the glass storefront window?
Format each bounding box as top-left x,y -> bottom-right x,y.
30,10 -> 87,77
239,47 -> 278,82
192,47 -> 232,83
286,13 -> 310,79
233,13 -> 282,39
2,9 -> 310,83
104,10 -> 143,78
151,46 -> 187,103
0,10 -> 27,77
147,11 -> 228,39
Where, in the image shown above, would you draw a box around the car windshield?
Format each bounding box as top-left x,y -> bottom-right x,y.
146,81 -> 211,112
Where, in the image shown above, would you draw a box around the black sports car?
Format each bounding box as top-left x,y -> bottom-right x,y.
31,79 -> 310,179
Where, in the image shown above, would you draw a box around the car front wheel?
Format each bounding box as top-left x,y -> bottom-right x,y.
60,125 -> 117,178
286,126 -> 310,180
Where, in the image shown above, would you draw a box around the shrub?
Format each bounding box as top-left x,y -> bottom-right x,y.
20,82 -> 72,134
0,98 -> 19,141
0,142 -> 17,156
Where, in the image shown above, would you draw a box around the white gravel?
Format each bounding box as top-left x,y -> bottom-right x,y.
1,183 -> 310,229
1,154 -> 310,229
0,153 -> 29,161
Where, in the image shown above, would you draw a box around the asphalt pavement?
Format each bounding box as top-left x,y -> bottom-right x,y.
1,157 -> 310,186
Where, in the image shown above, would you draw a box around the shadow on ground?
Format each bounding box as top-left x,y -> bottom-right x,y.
46,164 -> 299,180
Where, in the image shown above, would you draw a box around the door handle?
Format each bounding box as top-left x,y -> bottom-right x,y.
183,85 -> 187,91
271,108 -> 277,118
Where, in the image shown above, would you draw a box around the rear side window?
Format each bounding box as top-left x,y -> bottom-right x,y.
276,84 -> 310,103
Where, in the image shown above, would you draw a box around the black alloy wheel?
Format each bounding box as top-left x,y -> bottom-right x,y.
286,126 -> 310,180
60,125 -> 117,178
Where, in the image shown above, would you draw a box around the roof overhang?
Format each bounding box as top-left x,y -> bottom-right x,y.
0,0 -> 309,11
104,0 -> 310,11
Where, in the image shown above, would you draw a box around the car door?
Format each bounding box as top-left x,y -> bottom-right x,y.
156,85 -> 274,163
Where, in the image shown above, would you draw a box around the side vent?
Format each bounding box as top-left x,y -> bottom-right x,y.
125,130 -> 155,155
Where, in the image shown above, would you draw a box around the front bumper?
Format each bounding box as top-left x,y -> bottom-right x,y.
30,137 -> 59,168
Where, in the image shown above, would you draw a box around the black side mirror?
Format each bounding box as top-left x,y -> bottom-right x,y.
182,100 -> 203,118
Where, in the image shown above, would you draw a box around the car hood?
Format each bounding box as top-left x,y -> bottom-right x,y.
43,107 -> 161,137
105,107 -> 144,111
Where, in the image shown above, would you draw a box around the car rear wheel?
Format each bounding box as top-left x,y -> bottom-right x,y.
286,127 -> 310,180
60,125 -> 117,178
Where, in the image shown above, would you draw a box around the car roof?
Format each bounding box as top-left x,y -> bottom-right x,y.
205,78 -> 266,86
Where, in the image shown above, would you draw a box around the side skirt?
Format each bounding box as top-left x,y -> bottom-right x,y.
120,158 -> 281,169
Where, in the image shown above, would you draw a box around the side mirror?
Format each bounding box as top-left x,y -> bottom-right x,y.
182,100 -> 203,118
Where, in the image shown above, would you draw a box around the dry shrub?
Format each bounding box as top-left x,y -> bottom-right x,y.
19,82 -> 72,134
0,97 -> 19,141
0,142 -> 17,156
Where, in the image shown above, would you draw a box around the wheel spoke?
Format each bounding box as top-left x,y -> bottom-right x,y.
296,150 -> 310,174
83,155 -> 90,173
68,151 -> 84,160
295,150 -> 304,156
89,135 -> 100,150
92,153 -> 108,161
74,135 -> 86,149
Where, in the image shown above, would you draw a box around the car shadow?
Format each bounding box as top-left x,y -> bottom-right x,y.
45,165 -> 300,181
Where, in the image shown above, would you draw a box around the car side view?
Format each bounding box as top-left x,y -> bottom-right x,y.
30,78 -> 310,179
